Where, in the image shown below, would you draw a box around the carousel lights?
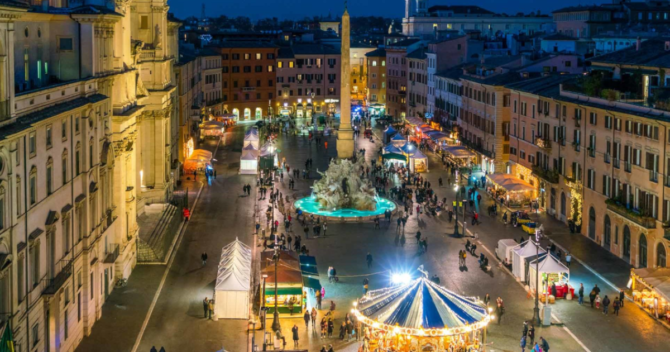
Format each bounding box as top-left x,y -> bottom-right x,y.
391,273 -> 411,284
352,309 -> 492,337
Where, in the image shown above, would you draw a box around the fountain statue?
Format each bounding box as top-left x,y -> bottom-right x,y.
312,158 -> 377,211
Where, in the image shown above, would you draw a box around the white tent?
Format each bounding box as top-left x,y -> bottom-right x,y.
214,239 -> 252,319
512,240 -> 545,282
390,133 -> 408,147
528,254 -> 570,292
240,144 -> 259,174
496,239 -> 520,264
243,128 -> 260,149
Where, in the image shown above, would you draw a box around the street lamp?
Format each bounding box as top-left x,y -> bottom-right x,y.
310,92 -> 317,133
532,225 -> 544,326
271,232 -> 281,333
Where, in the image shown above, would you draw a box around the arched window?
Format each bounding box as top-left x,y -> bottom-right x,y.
623,225 -> 631,259
75,142 -> 81,176
255,108 -> 262,119
232,108 -> 240,120
604,215 -> 611,249
62,149 -> 68,185
46,157 -> 53,195
657,243 -> 667,268
639,234 -> 648,268
29,165 -> 37,205
244,108 -> 251,120
588,207 -> 596,239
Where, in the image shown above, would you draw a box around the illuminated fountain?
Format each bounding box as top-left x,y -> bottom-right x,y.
294,158 -> 396,219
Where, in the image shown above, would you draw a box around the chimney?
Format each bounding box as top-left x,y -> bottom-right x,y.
636,36 -> 641,51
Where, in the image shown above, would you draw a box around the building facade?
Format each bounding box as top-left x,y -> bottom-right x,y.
0,1 -> 179,352
213,42 -> 278,121
365,48 -> 387,107
407,48 -> 428,118
386,39 -> 422,119
276,44 -> 341,119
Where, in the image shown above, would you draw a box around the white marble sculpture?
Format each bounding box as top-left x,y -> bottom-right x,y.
312,158 -> 377,211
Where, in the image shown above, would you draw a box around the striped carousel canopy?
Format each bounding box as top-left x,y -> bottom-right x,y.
356,277 -> 489,333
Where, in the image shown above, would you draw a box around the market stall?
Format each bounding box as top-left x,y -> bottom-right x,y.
631,268 -> 670,322
243,128 -> 260,149
214,239 -> 251,319
528,254 -> 571,300
200,120 -> 225,139
183,149 -> 213,175
486,173 -> 536,208
512,240 -> 546,283
390,133 -> 408,148
383,126 -> 397,144
299,255 -> 321,310
401,143 -> 429,173
259,142 -> 279,169
496,239 -> 520,265
240,144 -> 259,174
442,145 -> 476,167
261,251 -> 303,315
353,276 -> 492,352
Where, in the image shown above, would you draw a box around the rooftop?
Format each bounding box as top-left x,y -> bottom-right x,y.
387,38 -> 421,48
552,5 -> 609,14
542,33 -> 579,41
211,41 -> 279,49
406,48 -> 427,60
589,38 -> 670,67
365,48 -> 387,57
428,5 -> 495,15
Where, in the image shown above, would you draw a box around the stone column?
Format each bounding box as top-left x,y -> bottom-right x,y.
337,5 -> 354,159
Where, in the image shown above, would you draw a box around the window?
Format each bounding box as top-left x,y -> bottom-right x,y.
267,65 -> 273,72
589,112 -> 597,125
75,143 -> 81,176
46,125 -> 52,148
587,169 -> 596,190
32,323 -> 39,348
255,53 -> 261,60
29,166 -> 37,205
62,150 -> 68,185
63,215 -> 70,254
75,116 -> 80,133
58,37 -> 73,52
29,132 -> 36,157
89,139 -> 94,169
244,53 -> 250,60
17,257 -> 24,301
90,272 -> 94,299
46,158 -> 53,195
140,16 -> 148,29
278,61 -> 283,68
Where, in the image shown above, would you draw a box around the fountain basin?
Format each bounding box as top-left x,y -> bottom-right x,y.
294,195 -> 397,222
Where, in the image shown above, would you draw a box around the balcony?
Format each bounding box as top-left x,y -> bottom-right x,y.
606,198 -> 657,229
650,170 -> 659,183
666,175 -> 670,187
604,153 -> 611,164
461,139 -> 494,159
588,146 -> 596,158
614,158 -> 620,169
535,137 -> 551,151
104,244 -> 120,264
573,142 -> 581,152
42,259 -> 73,295
532,166 -> 560,184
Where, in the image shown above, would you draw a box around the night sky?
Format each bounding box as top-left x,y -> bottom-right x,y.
170,0 -> 589,20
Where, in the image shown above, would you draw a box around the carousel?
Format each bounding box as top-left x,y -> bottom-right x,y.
352,275 -> 492,352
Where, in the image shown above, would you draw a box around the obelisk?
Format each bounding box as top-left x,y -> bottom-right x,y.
337,2 -> 354,159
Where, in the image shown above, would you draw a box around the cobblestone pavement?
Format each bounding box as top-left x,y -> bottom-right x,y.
76,121 -> 670,352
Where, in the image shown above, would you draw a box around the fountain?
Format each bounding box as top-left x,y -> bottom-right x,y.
294,158 -> 396,220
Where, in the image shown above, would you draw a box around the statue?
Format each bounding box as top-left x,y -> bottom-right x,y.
388,20 -> 394,34
311,158 -> 377,211
154,24 -> 162,49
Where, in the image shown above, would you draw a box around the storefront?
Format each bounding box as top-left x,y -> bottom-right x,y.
486,173 -> 536,208
631,268 -> 670,324
261,251 -> 304,315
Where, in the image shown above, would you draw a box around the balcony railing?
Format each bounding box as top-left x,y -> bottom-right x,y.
604,153 -> 611,164
461,139 -> 494,159
104,244 -> 120,264
606,199 -> 657,229
573,142 -> 581,152
588,147 -> 596,158
614,158 -> 620,169
650,170 -> 659,183
42,259 -> 73,295
535,137 -> 551,150
532,166 -> 560,184
666,175 -> 670,187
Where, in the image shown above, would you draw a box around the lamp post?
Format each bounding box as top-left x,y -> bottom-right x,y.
453,199 -> 459,236
271,230 -> 281,333
310,92 -> 317,133
261,273 -> 268,330
533,226 -> 544,326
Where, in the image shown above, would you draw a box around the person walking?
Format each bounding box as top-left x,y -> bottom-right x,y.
496,297 -> 504,324
613,297 -> 621,316
522,321 -> 528,337
323,222 -> 328,236
201,252 -> 208,266
520,335 -> 527,352
565,251 -> 572,267
415,231 -> 422,244
602,295 -> 611,315
366,252 -> 373,269
292,324 -> 300,349
578,283 -> 584,305
619,290 -> 625,307
304,310 -> 311,328
202,297 -> 209,318
528,324 -> 535,345
363,277 -> 370,294
311,307 -> 318,332
540,337 -> 550,352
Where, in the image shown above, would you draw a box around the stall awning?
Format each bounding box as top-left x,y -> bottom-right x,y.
299,255 -> 317,266
382,153 -> 407,161
265,287 -> 303,295
633,268 -> 670,303
405,116 -> 424,126
487,174 -> 535,192
302,277 -> 322,292
301,265 -> 319,276
443,146 -> 476,158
